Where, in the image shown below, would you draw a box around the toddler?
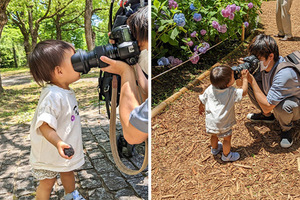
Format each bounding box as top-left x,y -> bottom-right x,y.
29,40 -> 85,199
199,65 -> 248,161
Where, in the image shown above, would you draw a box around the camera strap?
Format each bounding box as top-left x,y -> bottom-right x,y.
109,75 -> 148,175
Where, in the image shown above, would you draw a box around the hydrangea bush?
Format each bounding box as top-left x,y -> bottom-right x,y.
152,0 -> 262,65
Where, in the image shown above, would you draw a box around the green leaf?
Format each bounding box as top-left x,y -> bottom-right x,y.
158,25 -> 167,32
161,20 -> 173,25
169,39 -> 179,46
170,27 -> 179,40
161,34 -> 170,43
153,0 -> 160,8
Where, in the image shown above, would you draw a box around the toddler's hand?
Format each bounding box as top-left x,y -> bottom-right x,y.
199,103 -> 205,115
57,141 -> 73,160
241,69 -> 249,80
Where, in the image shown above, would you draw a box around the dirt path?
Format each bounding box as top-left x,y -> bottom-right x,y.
152,1 -> 300,199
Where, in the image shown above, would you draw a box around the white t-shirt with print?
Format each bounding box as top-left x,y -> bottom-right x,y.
30,84 -> 84,172
199,85 -> 243,133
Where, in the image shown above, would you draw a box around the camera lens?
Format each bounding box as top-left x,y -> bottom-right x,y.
71,49 -> 99,74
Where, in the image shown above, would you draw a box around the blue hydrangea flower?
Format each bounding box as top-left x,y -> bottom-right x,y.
157,57 -> 170,66
173,13 -> 186,27
190,3 -> 196,11
193,13 -> 202,22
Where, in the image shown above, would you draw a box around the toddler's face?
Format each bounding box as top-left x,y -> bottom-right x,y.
60,48 -> 80,84
227,71 -> 235,87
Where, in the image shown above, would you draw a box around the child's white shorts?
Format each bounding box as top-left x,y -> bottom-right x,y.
32,168 -> 58,180
208,129 -> 232,138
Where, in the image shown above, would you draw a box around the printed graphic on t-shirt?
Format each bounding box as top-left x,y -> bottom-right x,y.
71,105 -> 79,121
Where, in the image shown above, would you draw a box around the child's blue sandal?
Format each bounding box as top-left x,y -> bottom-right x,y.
64,190 -> 85,200
211,141 -> 223,155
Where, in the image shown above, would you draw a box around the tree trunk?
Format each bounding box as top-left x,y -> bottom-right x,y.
0,0 -> 10,93
85,0 -> 94,51
55,13 -> 62,40
13,45 -> 18,68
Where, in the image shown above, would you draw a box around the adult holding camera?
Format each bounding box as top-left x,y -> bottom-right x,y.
100,6 -> 148,145
246,34 -> 300,148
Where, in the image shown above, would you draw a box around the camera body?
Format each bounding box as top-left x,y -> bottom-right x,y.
71,25 -> 140,74
231,55 -> 259,79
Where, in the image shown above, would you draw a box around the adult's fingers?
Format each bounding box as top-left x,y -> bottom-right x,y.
100,56 -> 117,66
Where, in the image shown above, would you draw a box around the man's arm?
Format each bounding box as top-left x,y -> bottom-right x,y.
100,56 -> 148,145
248,74 -> 276,113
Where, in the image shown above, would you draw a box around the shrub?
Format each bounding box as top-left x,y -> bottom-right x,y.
152,0 -> 262,65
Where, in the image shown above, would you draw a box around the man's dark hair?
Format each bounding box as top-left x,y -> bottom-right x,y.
210,65 -> 233,89
29,40 -> 75,87
127,6 -> 148,43
248,34 -> 279,62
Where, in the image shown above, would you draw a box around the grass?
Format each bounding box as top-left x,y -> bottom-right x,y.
0,68 -> 101,130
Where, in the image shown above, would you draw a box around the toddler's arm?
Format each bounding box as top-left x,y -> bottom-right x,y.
241,69 -> 249,96
39,122 -> 73,159
199,102 -> 205,115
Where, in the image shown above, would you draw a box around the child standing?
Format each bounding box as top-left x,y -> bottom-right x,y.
199,65 -> 248,162
29,40 -> 85,199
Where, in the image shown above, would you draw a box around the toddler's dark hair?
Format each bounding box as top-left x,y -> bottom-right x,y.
210,65 -> 233,89
127,6 -> 148,43
29,40 -> 75,87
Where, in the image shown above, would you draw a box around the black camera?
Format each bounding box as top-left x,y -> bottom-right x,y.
71,25 -> 140,74
231,55 -> 260,80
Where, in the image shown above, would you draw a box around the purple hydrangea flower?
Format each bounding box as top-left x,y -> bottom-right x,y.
190,52 -> 199,64
200,29 -> 206,36
229,13 -> 235,20
190,3 -> 196,11
168,0 -> 178,9
230,4 -> 236,13
221,8 -> 231,18
168,56 -> 182,66
248,2 -> 254,9
244,21 -> 249,27
212,21 -> 220,29
203,42 -> 210,49
190,31 -> 197,37
157,57 -> 170,66
236,6 -> 241,12
198,47 -> 206,54
173,13 -> 186,27
173,58 -> 183,66
193,13 -> 202,22
193,45 -> 199,52
168,56 -> 175,64
187,40 -> 193,47
218,24 -> 227,33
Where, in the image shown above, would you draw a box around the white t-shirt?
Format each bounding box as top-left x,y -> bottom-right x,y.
199,85 -> 243,133
138,49 -> 148,75
30,84 -> 84,172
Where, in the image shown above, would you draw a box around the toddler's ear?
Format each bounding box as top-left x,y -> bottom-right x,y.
54,66 -> 63,75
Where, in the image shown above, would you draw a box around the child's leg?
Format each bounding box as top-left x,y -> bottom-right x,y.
211,134 -> 219,149
223,135 -> 232,156
36,178 -> 56,200
60,171 -> 75,194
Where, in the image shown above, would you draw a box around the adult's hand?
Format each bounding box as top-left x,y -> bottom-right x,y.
100,56 -> 132,76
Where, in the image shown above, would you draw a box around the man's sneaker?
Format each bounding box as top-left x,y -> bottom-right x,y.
211,141 -> 223,155
221,152 -> 240,162
280,130 -> 293,148
64,190 -> 85,200
247,113 -> 275,123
